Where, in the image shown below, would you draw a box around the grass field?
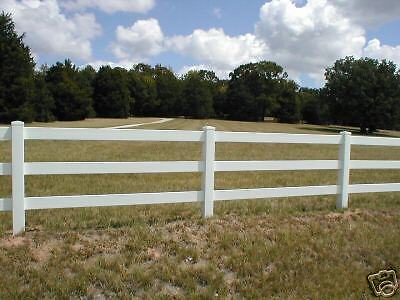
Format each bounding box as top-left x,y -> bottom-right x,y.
26,117 -> 161,128
0,118 -> 399,299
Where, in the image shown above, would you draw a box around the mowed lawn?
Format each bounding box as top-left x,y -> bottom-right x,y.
0,118 -> 399,299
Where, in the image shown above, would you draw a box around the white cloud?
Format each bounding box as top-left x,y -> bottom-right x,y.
330,0 -> 400,27
60,0 -> 155,14
1,0 -> 101,61
255,0 -> 366,80
167,28 -> 266,75
363,39 -> 400,66
213,7 -> 222,19
164,0 -> 400,83
111,18 -> 164,63
63,0 -> 400,84
167,0 -> 400,82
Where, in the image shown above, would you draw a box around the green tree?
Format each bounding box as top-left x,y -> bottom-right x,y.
79,65 -> 97,117
182,70 -> 214,118
213,80 -> 228,118
300,88 -> 330,125
227,61 -> 286,121
32,66 -> 55,122
46,60 -> 92,121
93,66 -> 131,118
154,65 -> 181,116
325,56 -> 400,133
0,12 -> 35,123
326,57 -> 400,133
275,80 -> 301,123
128,64 -> 158,116
199,70 -> 220,113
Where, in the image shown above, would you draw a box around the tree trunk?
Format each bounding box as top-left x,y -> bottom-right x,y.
360,124 -> 367,134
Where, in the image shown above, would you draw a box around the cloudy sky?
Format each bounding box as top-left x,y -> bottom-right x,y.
1,0 -> 400,86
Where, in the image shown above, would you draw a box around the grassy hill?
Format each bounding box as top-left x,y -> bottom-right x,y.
0,118 -> 399,298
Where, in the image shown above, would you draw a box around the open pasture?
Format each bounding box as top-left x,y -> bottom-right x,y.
0,118 -> 399,299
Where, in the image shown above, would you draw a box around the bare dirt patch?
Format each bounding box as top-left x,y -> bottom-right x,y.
0,236 -> 29,248
146,247 -> 162,261
31,239 -> 61,263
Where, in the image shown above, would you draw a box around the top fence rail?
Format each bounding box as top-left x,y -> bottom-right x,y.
1,126 -> 399,146
24,128 -> 204,142
215,131 -> 341,144
351,136 -> 400,146
0,127 -> 10,140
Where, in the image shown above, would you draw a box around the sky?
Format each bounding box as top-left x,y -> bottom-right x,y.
1,0 -> 400,87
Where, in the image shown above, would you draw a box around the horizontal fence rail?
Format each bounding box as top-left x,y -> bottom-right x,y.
351,136 -> 400,147
1,159 -> 399,176
216,131 -> 342,144
24,161 -> 202,175
0,121 -> 400,234
0,198 -> 11,211
2,183 -> 399,212
215,160 -> 340,171
349,160 -> 400,169
215,185 -> 338,201
0,128 -> 11,140
0,163 -> 11,175
25,191 -> 203,210
24,127 -> 203,142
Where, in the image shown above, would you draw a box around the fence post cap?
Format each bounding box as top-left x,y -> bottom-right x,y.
340,131 -> 352,135
11,121 -> 24,126
203,125 -> 216,131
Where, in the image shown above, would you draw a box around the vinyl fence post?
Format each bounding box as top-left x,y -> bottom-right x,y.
202,126 -> 215,218
12,121 -> 25,235
337,131 -> 351,209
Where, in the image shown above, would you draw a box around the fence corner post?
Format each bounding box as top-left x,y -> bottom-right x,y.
202,125 -> 215,218
337,131 -> 351,209
11,121 -> 25,235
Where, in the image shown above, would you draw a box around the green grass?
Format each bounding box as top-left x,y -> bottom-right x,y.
0,118 -> 399,299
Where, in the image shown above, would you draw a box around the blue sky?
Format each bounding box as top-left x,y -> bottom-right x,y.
90,1 -> 267,68
2,0 -> 400,87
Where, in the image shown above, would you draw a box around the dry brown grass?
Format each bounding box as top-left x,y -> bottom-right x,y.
0,118 -> 399,299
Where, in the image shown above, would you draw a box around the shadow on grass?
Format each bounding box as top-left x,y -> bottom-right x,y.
298,125 -> 400,138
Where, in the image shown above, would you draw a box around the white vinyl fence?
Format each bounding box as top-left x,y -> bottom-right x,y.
1,121 -> 400,235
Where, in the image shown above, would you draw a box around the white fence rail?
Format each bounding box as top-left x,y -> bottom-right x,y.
1,121 -> 400,234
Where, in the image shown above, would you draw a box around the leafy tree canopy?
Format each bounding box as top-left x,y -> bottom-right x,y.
182,70 -> 215,119
227,61 -> 288,121
46,59 -> 92,121
93,66 -> 131,118
154,65 -> 181,116
0,12 -> 35,123
325,56 -> 400,133
128,65 -> 158,116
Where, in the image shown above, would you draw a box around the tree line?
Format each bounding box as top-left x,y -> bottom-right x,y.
1,12 -> 400,134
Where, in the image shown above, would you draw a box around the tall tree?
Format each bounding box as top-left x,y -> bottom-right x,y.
182,70 -> 214,118
32,66 -> 55,122
46,60 -> 92,121
0,12 -> 35,123
213,80 -> 228,118
227,61 -> 287,121
154,65 -> 181,116
128,64 -> 158,116
275,80 -> 301,123
78,65 -> 97,117
93,66 -> 131,118
300,88 -> 330,125
325,56 -> 400,134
